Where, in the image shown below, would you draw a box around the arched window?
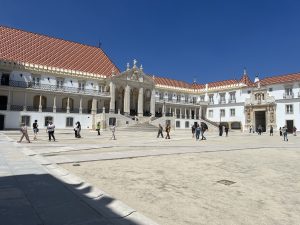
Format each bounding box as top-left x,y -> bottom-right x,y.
33,96 -> 47,110
62,98 -> 74,111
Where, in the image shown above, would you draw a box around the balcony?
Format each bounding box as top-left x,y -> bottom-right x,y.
228,99 -> 236,103
0,80 -> 110,97
283,93 -> 294,99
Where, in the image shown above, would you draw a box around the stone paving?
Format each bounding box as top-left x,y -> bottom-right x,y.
1,128 -> 300,225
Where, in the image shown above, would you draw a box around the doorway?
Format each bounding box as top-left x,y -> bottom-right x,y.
1,74 -> 9,86
286,120 -> 293,133
255,111 -> 266,132
0,115 -> 4,130
0,96 -> 7,110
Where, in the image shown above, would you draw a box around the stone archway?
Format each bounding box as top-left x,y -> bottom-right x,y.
33,95 -> 47,110
144,88 -> 151,116
130,88 -> 139,116
115,87 -> 125,114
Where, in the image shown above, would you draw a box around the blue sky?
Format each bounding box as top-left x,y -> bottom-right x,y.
1,0 -> 300,84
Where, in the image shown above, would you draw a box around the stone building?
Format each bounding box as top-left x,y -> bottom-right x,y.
0,26 -> 299,132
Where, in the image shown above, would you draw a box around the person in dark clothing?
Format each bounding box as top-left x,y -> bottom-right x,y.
225,126 -> 229,137
258,124 -> 262,135
75,121 -> 81,138
201,123 -> 207,140
157,124 -> 164,138
270,125 -> 274,136
32,120 -> 39,140
195,124 -> 201,141
191,124 -> 196,138
279,127 -> 282,136
165,124 -> 171,139
219,124 -> 223,136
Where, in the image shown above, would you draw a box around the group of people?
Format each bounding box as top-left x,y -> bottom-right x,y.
217,124 -> 229,137
157,124 -> 171,139
249,125 -> 297,142
18,120 -> 56,143
191,122 -> 208,141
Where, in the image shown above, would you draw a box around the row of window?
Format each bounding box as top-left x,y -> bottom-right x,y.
21,116 -> 74,127
208,108 -> 236,118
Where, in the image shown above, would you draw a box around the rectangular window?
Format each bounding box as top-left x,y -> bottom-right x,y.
208,110 -> 213,118
219,94 -> 226,104
56,79 -> 64,88
247,90 -> 251,94
220,109 -> 225,117
286,104 -> 293,114
185,95 -> 189,103
45,116 -> 53,126
209,95 -> 214,104
268,87 -> 273,92
176,121 -> 180,128
185,121 -> 189,128
32,76 -> 40,86
168,93 -> 172,101
78,82 -> 85,91
21,116 -> 30,126
66,117 -> 74,127
192,97 -> 197,104
230,108 -> 235,117
177,95 -> 181,102
159,93 -> 163,100
200,95 -> 205,102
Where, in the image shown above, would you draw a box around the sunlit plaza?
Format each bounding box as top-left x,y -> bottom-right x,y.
2,128 -> 300,225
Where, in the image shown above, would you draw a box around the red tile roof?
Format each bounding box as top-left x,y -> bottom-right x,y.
260,72 -> 300,86
207,79 -> 239,88
240,74 -> 254,86
0,25 -> 120,76
151,75 -> 192,89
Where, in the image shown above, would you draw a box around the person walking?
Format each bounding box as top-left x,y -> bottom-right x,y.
18,123 -> 31,143
195,124 -> 201,141
279,127 -> 282,136
283,125 -> 288,141
32,120 -> 39,140
47,121 -> 56,141
201,123 -> 208,140
165,124 -> 171,139
293,126 -> 297,136
110,123 -> 116,140
270,125 -> 274,136
225,126 -> 229,137
73,125 -> 78,138
96,122 -> 101,136
218,124 -> 223,136
258,124 -> 262,135
157,124 -> 164,138
75,121 -> 81,138
249,125 -> 252,133
191,124 -> 196,138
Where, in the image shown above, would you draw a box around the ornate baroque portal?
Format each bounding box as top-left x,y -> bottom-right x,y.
244,87 -> 276,132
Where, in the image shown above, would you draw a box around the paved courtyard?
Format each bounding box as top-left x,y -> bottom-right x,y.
1,128 -> 300,225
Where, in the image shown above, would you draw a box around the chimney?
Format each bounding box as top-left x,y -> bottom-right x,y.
254,74 -> 259,83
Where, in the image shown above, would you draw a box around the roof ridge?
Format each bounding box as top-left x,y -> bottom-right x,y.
260,71 -> 300,80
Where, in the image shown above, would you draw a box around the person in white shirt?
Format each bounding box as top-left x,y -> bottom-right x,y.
47,121 -> 56,141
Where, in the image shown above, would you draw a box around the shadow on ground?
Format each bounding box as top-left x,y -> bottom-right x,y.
0,173 -> 152,225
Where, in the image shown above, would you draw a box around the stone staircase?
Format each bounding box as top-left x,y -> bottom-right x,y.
120,122 -> 158,132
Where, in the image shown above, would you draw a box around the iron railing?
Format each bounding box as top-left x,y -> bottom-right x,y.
1,80 -> 110,97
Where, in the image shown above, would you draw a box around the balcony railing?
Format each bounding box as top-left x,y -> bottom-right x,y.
283,93 -> 294,99
155,97 -> 200,105
1,80 -> 110,97
228,99 -> 236,103
7,105 -> 92,114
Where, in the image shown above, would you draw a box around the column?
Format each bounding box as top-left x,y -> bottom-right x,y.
174,107 -> 177,118
199,106 -> 202,119
79,97 -> 82,114
180,108 -> 182,119
109,81 -> 116,113
189,108 -> 192,119
53,96 -> 56,113
38,94 -> 42,112
150,89 -> 156,117
194,107 -> 197,119
162,102 -> 166,117
23,92 -> 28,111
66,97 -> 70,113
170,107 -> 172,117
124,85 -> 131,116
138,87 -> 144,117
7,89 -> 11,110
91,98 -> 97,115
184,108 -> 187,119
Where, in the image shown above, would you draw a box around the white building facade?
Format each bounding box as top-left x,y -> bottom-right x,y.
0,26 -> 299,133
